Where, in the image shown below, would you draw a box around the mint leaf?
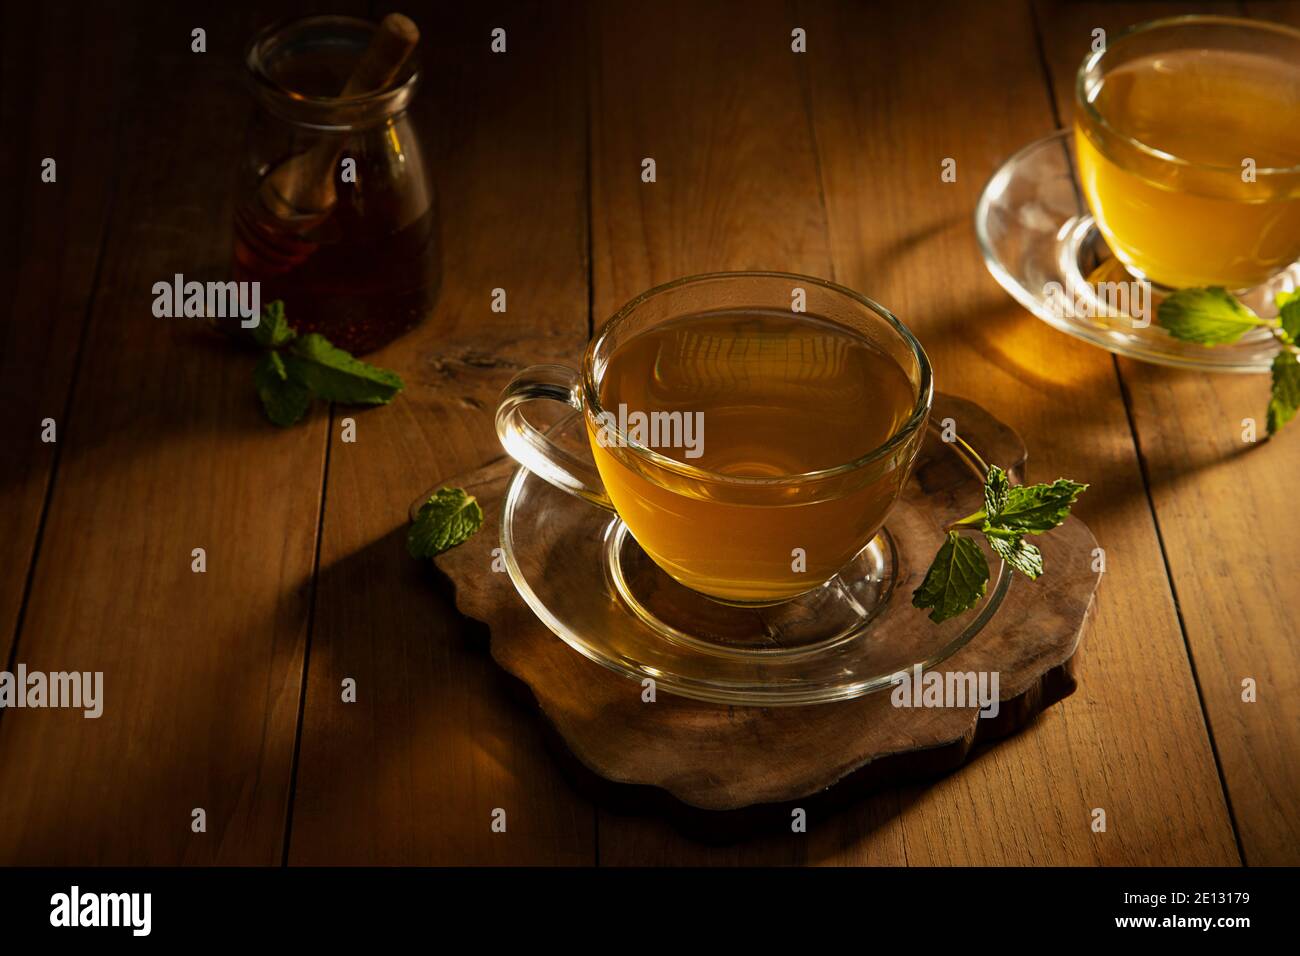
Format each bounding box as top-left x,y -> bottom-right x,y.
254,351 -> 312,426
912,531 -> 990,623
991,479 -> 1088,534
989,535 -> 1043,579
1156,287 -> 1266,345
407,488 -> 484,558
983,463 -> 1009,518
1268,350 -> 1300,436
247,304 -> 405,428
250,300 -> 296,349
1277,291 -> 1300,345
284,333 -> 404,405
919,466 -> 1087,624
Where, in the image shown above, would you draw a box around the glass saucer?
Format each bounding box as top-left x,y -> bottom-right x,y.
495,411 -> 1010,706
975,129 -> 1295,373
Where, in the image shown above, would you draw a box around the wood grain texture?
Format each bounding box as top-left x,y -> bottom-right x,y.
585,0 -> 907,865
435,396 -> 1100,834
0,3 -> 128,668
285,1 -> 597,865
1,0 -> 1272,867
801,0 -> 1238,866
0,3 -> 336,865
1035,0 -> 1300,866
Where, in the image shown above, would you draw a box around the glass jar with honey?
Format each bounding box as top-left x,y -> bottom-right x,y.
234,15 -> 440,355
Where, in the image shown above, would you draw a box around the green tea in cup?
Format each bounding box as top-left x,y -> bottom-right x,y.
1075,16 -> 1300,290
497,273 -> 932,605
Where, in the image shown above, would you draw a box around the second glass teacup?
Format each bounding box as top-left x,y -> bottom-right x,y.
495,272 -> 932,606
1074,15 -> 1300,292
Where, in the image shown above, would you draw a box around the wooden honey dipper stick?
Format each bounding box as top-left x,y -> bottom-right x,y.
259,13 -> 420,222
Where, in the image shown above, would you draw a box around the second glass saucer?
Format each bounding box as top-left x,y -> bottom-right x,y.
975,129 -> 1294,373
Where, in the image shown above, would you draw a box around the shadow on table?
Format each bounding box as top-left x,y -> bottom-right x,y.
520,663 -> 1076,849
294,525 -> 597,865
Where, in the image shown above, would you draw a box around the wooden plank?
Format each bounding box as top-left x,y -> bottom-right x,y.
1035,0 -> 1300,865
0,4 -> 127,667
285,1 -> 597,865
586,0 -> 907,865
0,3 -> 334,864
795,0 -> 1238,864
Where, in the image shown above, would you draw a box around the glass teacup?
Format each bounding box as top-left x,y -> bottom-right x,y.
1074,15 -> 1300,291
495,272 -> 933,606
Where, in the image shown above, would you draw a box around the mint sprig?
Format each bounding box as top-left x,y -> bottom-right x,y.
912,465 -> 1087,623
407,488 -> 484,558
1156,288 -> 1300,435
249,301 -> 404,426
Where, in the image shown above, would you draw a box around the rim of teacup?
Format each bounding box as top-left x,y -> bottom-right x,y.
580,271 -> 934,486
1075,14 -> 1300,178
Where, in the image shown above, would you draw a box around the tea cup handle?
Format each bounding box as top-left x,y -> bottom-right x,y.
495,364 -> 615,511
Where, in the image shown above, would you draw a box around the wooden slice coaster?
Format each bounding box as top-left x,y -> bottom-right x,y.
432,394 -> 1101,839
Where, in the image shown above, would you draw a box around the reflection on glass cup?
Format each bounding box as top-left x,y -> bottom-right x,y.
495,273 -> 933,605
1074,16 -> 1300,290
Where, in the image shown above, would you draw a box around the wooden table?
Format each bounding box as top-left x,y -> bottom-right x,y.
2,0 -> 1295,866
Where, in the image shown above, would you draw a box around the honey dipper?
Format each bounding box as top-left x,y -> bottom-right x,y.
258,13 -> 420,222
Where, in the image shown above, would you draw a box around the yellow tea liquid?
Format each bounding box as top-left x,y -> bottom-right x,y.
1076,49 -> 1300,289
588,310 -> 920,604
